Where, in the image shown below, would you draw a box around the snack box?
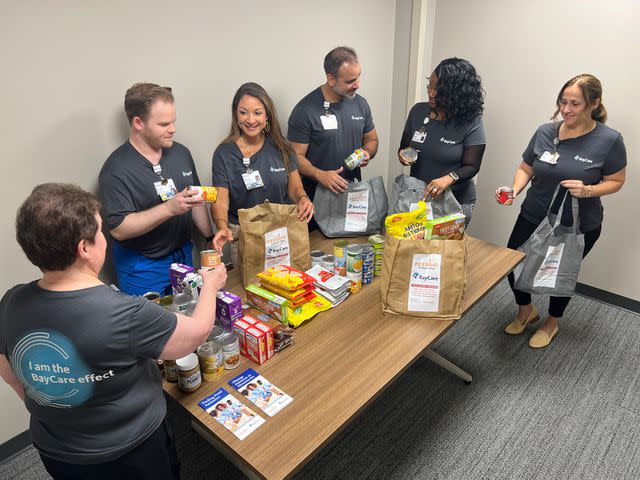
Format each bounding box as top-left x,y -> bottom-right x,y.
232,319 -> 253,356
216,291 -> 243,320
242,307 -> 275,325
426,213 -> 466,240
245,284 -> 289,325
169,263 -> 195,294
245,323 -> 273,365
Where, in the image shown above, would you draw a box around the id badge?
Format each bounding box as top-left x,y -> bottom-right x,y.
320,114 -> 338,130
539,151 -> 559,165
242,170 -> 264,190
154,179 -> 178,201
412,131 -> 427,143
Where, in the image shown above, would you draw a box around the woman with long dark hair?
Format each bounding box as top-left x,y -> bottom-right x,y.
498,74 -> 626,348
211,82 -> 313,267
398,57 -> 486,226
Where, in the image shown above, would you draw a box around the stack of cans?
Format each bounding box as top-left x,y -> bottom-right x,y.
368,234 -> 385,277
360,244 -> 375,285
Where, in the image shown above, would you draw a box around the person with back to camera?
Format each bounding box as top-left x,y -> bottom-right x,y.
498,74 -> 626,348
398,57 -> 486,227
211,82 -> 313,268
0,183 -> 227,479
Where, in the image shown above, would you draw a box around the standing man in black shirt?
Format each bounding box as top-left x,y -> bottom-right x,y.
99,83 -> 212,295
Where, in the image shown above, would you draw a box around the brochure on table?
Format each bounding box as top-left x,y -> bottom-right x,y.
198,387 -> 264,440
229,368 -> 293,417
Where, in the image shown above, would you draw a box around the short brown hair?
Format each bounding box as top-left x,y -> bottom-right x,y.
124,83 -> 174,124
16,183 -> 101,271
553,74 -> 607,123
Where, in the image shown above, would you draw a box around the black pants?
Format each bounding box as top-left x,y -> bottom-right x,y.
39,416 -> 180,480
507,214 -> 601,318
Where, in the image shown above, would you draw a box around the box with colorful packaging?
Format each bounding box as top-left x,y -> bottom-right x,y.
169,263 -> 195,294
245,284 -> 289,325
245,324 -> 273,365
232,319 -> 253,356
216,291 -> 243,331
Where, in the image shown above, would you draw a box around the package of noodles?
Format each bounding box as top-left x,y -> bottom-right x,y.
257,265 -> 316,292
384,201 -> 427,239
286,293 -> 332,328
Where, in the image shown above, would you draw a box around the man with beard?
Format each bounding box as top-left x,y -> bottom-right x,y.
99,83 -> 212,295
288,46 -> 378,229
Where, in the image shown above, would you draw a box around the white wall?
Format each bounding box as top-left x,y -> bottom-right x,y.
426,0 -> 639,300
0,0 -> 398,445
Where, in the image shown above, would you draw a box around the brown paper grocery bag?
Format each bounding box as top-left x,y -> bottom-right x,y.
238,202 -> 311,287
379,234 -> 467,319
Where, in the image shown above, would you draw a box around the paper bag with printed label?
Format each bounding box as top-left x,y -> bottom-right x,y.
313,176 -> 388,237
379,233 -> 467,319
238,202 -> 311,287
513,186 -> 584,296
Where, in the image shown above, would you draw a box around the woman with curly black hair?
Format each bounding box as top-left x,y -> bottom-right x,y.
398,57 -> 486,226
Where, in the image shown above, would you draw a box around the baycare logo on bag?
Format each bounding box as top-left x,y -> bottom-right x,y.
412,259 -> 440,282
412,271 -> 439,282
347,191 -> 369,208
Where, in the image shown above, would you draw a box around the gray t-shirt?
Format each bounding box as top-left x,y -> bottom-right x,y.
521,121 -> 627,232
212,136 -> 299,224
0,282 -> 177,464
287,87 -> 375,199
99,141 -> 201,258
402,103 -> 486,203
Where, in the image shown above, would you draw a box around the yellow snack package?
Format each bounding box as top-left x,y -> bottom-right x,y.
286,294 -> 332,328
384,201 -> 427,239
257,265 -> 315,292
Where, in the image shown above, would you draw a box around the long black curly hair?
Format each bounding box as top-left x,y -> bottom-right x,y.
433,58 -> 484,125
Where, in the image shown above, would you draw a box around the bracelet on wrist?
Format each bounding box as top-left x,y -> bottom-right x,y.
297,194 -> 309,203
214,218 -> 228,227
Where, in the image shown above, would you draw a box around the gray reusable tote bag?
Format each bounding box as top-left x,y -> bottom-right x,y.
389,174 -> 462,217
513,185 -> 585,296
313,176 -> 388,237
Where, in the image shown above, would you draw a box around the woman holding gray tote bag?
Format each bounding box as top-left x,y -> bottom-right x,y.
497,74 -> 626,349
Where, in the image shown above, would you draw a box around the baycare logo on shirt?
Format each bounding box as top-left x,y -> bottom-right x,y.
574,155 -> 593,164
440,137 -> 456,145
10,330 -> 115,408
270,167 -> 286,173
351,115 -> 364,121
182,170 -> 193,176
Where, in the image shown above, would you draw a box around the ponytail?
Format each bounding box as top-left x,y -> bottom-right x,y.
591,102 -> 607,123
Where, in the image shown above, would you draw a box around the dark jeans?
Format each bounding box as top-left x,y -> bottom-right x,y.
507,214 -> 601,318
39,416 -> 180,480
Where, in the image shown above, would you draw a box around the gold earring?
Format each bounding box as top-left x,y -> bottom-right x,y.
264,121 -> 271,133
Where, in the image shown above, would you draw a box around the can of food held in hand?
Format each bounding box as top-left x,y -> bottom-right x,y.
344,149 -> 366,170
189,186 -> 218,203
497,187 -> 514,205
400,147 -> 418,165
201,249 -> 223,269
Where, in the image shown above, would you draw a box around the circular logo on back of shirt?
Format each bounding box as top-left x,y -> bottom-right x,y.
10,330 -> 95,408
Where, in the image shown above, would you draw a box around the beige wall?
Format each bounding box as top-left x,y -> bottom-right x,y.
0,0 -> 398,445
426,0 -> 639,300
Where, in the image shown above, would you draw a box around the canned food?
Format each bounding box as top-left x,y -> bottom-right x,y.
197,341 -> 225,382
164,359 -> 178,382
189,186 -> 218,203
347,271 -> 362,294
322,255 -> 335,272
219,334 -> 241,370
399,147 -> 418,164
201,249 -> 223,269
208,326 -> 226,343
172,292 -> 193,314
142,291 -> 162,303
346,245 -> 363,274
334,240 -> 349,276
310,250 -> 324,267
344,149 -> 366,170
498,187 -> 515,205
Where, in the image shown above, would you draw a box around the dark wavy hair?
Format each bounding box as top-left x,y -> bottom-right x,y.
433,58 -> 484,125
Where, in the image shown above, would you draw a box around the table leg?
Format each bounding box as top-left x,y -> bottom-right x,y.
422,348 -> 472,383
190,420 -> 262,480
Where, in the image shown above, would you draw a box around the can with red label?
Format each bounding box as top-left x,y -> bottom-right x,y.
498,187 -> 514,205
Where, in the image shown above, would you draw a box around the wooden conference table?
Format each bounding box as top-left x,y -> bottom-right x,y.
163,232 -> 524,479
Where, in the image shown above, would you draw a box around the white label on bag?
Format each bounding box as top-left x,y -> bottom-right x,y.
425,200 -> 434,220
409,202 -> 419,212
533,243 -> 564,288
344,190 -> 369,232
264,227 -> 290,269
408,254 -> 441,312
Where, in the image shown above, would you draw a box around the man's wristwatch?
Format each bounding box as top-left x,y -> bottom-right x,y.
448,172 -> 460,183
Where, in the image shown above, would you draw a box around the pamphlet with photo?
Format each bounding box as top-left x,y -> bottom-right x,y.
229,369 -> 293,417
198,387 -> 264,440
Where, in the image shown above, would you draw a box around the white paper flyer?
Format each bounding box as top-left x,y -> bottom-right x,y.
198,388 -> 264,440
533,243 -> 564,288
408,253 -> 442,312
229,369 -> 293,417
344,190 -> 369,232
264,227 -> 290,269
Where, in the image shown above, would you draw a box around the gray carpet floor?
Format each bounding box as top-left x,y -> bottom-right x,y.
2,279 -> 639,479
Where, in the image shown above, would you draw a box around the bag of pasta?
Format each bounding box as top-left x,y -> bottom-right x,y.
384,201 -> 427,239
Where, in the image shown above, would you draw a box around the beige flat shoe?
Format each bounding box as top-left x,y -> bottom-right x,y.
529,325 -> 559,349
504,305 -> 539,335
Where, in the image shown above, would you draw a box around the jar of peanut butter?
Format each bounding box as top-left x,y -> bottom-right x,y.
176,353 -> 202,393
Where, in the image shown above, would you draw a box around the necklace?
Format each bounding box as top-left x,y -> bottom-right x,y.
238,134 -> 264,158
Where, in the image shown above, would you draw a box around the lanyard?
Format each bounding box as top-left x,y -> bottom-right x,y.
242,157 -> 252,173
323,100 -> 331,116
152,164 -> 168,184
553,123 -> 561,155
